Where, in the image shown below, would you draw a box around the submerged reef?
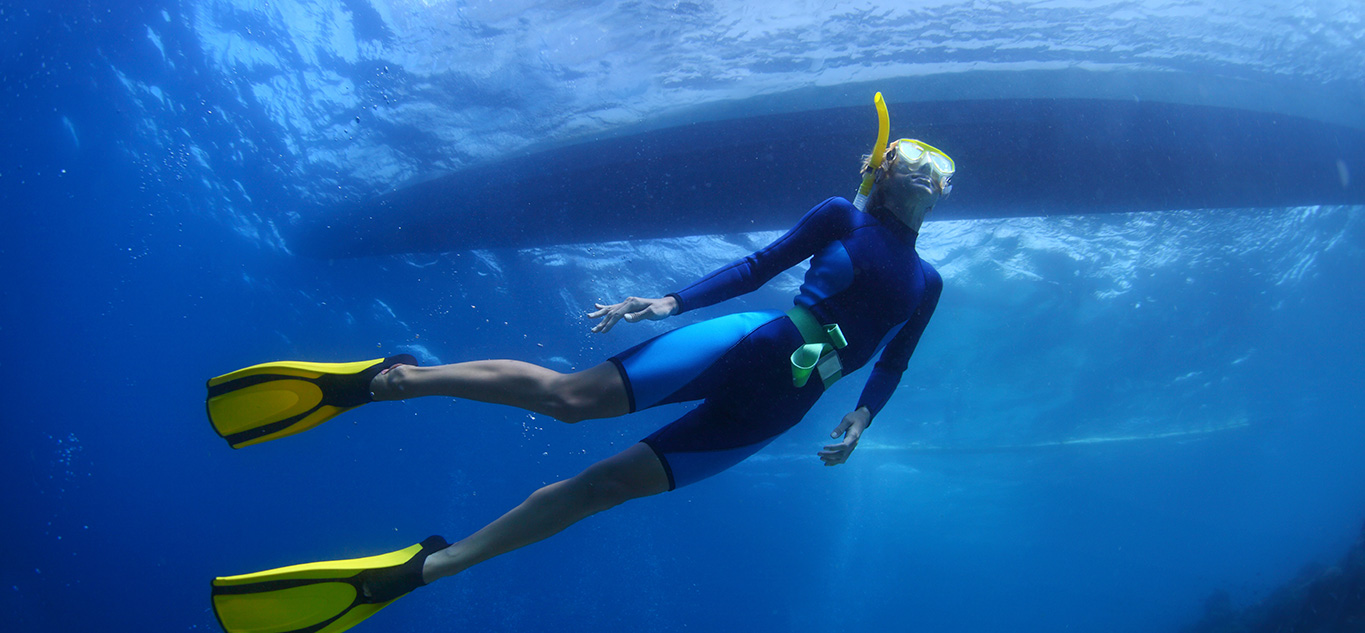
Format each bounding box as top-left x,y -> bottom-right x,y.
1183,520 -> 1365,633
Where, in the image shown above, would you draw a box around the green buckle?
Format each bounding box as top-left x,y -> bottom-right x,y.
786,307 -> 848,389
825,323 -> 847,348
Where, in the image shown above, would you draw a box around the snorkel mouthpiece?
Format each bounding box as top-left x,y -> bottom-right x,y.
853,92 -> 890,212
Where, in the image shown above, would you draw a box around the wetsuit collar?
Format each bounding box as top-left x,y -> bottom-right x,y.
879,212 -> 919,247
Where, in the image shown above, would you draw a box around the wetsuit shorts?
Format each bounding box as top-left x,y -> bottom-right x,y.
609,310 -> 824,490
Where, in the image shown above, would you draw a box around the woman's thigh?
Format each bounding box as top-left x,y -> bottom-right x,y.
557,361 -> 631,421
572,442 -> 671,503
610,310 -> 788,412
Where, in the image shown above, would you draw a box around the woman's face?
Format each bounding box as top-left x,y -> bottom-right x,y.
880,159 -> 943,223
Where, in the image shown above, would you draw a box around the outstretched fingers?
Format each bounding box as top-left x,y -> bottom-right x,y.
588,299 -> 635,333
820,417 -> 861,466
818,441 -> 854,466
588,297 -> 662,333
591,311 -> 623,333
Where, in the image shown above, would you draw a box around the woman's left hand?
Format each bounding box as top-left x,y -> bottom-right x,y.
819,408 -> 871,466
587,296 -> 678,333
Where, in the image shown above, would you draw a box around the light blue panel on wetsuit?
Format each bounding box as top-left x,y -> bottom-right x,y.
624,310 -> 782,410
797,240 -> 854,304
666,437 -> 777,489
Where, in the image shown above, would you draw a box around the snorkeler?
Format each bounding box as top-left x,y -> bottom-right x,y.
206,94 -> 953,633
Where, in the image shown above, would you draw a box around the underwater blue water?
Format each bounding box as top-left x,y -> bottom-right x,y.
4,2 -> 1365,633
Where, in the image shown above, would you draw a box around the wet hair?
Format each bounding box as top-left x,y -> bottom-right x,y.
860,143 -> 901,182
859,141 -> 910,220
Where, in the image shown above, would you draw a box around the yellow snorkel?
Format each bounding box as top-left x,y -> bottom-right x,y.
852,92 -> 890,212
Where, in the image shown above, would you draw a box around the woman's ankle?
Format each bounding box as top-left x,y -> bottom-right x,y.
369,363 -> 412,401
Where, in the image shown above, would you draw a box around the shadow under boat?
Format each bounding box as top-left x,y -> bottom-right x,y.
291,98 -> 1365,258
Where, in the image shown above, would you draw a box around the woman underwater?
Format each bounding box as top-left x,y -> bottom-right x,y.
206,98 -> 954,633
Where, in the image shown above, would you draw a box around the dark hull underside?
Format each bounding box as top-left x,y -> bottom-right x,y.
292,98 -> 1365,257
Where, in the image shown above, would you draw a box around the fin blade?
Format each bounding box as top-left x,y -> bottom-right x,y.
208,379 -> 325,438
212,582 -> 357,633
207,359 -> 387,387
316,603 -> 394,633
211,539 -> 440,633
214,543 -> 425,585
224,405 -> 354,449
204,356 -> 408,448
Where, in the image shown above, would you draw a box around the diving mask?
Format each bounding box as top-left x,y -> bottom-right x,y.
890,138 -> 954,196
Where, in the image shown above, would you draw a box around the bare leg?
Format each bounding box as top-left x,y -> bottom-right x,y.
371,360 -> 628,423
420,442 -> 669,582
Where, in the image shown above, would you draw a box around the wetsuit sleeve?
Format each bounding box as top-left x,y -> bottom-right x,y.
856,266 -> 943,422
668,198 -> 849,314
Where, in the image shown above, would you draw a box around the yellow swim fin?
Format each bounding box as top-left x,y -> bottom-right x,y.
206,354 -> 416,449
211,535 -> 449,633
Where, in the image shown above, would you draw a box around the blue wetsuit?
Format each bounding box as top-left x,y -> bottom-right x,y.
610,197 -> 942,489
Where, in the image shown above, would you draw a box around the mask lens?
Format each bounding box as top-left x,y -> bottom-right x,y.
896,142 -> 925,166
929,152 -> 954,176
893,139 -> 955,189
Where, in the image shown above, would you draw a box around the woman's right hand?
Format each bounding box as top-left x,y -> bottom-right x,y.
587,296 -> 678,333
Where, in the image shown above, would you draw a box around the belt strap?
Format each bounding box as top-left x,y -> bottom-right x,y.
786,306 -> 848,389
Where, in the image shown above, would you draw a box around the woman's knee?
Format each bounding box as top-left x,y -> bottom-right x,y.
534,372 -> 584,423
